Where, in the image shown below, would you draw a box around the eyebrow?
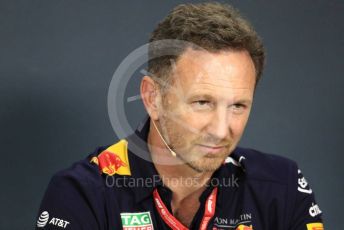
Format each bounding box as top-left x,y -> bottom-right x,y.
186,94 -> 252,104
186,94 -> 215,101
233,99 -> 252,104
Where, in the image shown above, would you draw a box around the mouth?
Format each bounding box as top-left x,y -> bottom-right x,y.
196,144 -> 228,154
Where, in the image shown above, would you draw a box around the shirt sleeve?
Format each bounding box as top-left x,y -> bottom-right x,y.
35,172 -> 105,230
289,167 -> 324,230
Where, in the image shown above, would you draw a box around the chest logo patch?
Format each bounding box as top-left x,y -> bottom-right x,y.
91,139 -> 131,176
306,222 -> 324,230
213,213 -> 253,230
120,211 -> 154,230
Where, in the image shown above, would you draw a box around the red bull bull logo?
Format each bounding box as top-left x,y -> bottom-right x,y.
91,139 -> 131,176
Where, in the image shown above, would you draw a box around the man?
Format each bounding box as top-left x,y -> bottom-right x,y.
36,2 -> 324,230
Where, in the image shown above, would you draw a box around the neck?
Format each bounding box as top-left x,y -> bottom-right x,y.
147,120 -> 214,202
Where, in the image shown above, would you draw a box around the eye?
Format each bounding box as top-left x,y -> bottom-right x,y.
230,103 -> 247,113
233,103 -> 244,109
191,100 -> 212,110
195,100 -> 210,105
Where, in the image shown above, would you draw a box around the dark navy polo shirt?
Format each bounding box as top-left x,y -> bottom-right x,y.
36,117 -> 324,230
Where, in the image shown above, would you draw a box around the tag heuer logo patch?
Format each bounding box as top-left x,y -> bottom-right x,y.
120,212 -> 154,230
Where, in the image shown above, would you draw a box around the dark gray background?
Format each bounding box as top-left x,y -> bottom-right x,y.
0,0 -> 343,229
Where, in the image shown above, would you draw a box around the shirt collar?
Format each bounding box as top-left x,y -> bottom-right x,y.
126,115 -> 162,204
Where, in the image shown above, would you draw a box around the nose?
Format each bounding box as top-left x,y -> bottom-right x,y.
207,106 -> 230,141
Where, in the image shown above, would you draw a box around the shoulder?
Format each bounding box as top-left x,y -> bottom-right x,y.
231,147 -> 298,184
50,139 -> 133,190
36,145 -> 113,229
230,148 -> 324,226
50,145 -> 109,189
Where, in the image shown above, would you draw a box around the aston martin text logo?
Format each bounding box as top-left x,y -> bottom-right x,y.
213,213 -> 253,229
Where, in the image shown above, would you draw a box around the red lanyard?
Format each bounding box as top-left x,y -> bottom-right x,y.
153,187 -> 218,230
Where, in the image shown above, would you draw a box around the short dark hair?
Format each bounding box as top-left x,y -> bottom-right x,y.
148,2 -> 265,88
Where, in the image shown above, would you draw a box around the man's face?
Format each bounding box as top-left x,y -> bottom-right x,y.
156,48 -> 256,172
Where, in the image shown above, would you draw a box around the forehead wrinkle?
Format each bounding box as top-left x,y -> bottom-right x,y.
188,81 -> 253,90
178,69 -> 255,91
187,85 -> 253,102
183,59 -> 254,80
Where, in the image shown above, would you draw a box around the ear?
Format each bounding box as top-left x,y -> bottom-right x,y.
140,76 -> 161,121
